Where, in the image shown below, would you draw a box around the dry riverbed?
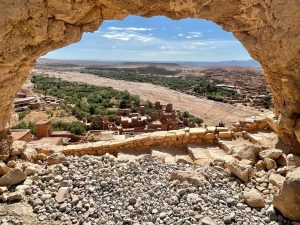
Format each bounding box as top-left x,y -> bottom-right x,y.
33,69 -> 267,126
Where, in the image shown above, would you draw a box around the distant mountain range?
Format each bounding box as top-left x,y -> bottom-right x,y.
37,58 -> 261,68
178,60 -> 261,68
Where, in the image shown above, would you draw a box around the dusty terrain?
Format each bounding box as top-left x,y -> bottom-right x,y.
23,106 -> 77,124
33,69 -> 266,126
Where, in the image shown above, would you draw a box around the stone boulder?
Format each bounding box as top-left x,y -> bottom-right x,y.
259,149 -> 282,160
255,160 -> 266,171
264,158 -> 277,170
0,168 -> 27,187
269,173 -> 285,187
11,140 -> 27,156
47,152 -> 66,165
242,188 -> 265,208
226,160 -> 253,182
0,186 -> 8,194
55,187 -> 70,203
273,167 -> 300,220
24,165 -> 37,176
21,146 -> 37,161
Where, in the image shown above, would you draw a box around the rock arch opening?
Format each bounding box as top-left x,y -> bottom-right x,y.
44,16 -> 253,63
0,0 -> 299,153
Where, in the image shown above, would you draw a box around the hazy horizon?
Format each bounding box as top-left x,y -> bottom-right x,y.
39,57 -> 257,63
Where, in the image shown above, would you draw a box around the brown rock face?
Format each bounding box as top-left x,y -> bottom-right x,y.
0,0 -> 299,152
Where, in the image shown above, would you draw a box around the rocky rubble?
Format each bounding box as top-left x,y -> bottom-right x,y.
0,124 -> 299,224
0,153 -> 297,225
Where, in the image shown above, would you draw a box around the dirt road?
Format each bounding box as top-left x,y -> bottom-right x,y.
34,69 -> 266,126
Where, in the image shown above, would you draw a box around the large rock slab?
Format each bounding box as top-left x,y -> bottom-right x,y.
187,144 -> 230,166
273,167 -> 300,220
187,144 -> 212,166
0,168 -> 27,187
259,149 -> 282,160
151,149 -> 175,164
226,160 -> 253,182
232,145 -> 262,165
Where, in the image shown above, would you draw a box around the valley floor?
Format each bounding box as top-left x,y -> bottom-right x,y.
33,69 -> 267,126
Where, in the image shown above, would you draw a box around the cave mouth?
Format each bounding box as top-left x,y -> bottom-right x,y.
43,16 -> 255,64
34,16 -> 269,128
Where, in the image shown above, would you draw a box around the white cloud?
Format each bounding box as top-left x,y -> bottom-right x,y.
187,31 -> 204,38
101,31 -> 154,43
178,32 -> 203,39
106,27 -> 154,31
189,32 -> 203,35
159,40 -> 239,51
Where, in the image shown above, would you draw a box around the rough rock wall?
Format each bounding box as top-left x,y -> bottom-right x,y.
0,0 -> 299,152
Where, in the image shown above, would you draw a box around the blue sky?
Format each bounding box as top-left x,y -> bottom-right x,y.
44,16 -> 252,62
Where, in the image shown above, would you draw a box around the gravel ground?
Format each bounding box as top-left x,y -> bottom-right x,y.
11,154 -> 289,225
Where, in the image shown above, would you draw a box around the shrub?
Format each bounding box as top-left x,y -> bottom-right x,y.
52,121 -> 86,135
191,117 -> 203,126
13,121 -> 36,135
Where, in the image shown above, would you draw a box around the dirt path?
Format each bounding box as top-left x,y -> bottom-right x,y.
34,69 -> 267,126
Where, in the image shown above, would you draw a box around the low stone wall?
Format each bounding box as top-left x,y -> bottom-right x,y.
53,124 -> 256,156
48,117 -> 270,157
55,128 -> 216,156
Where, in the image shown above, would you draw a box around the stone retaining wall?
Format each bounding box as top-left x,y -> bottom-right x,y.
52,116 -> 269,156
55,128 -> 213,156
